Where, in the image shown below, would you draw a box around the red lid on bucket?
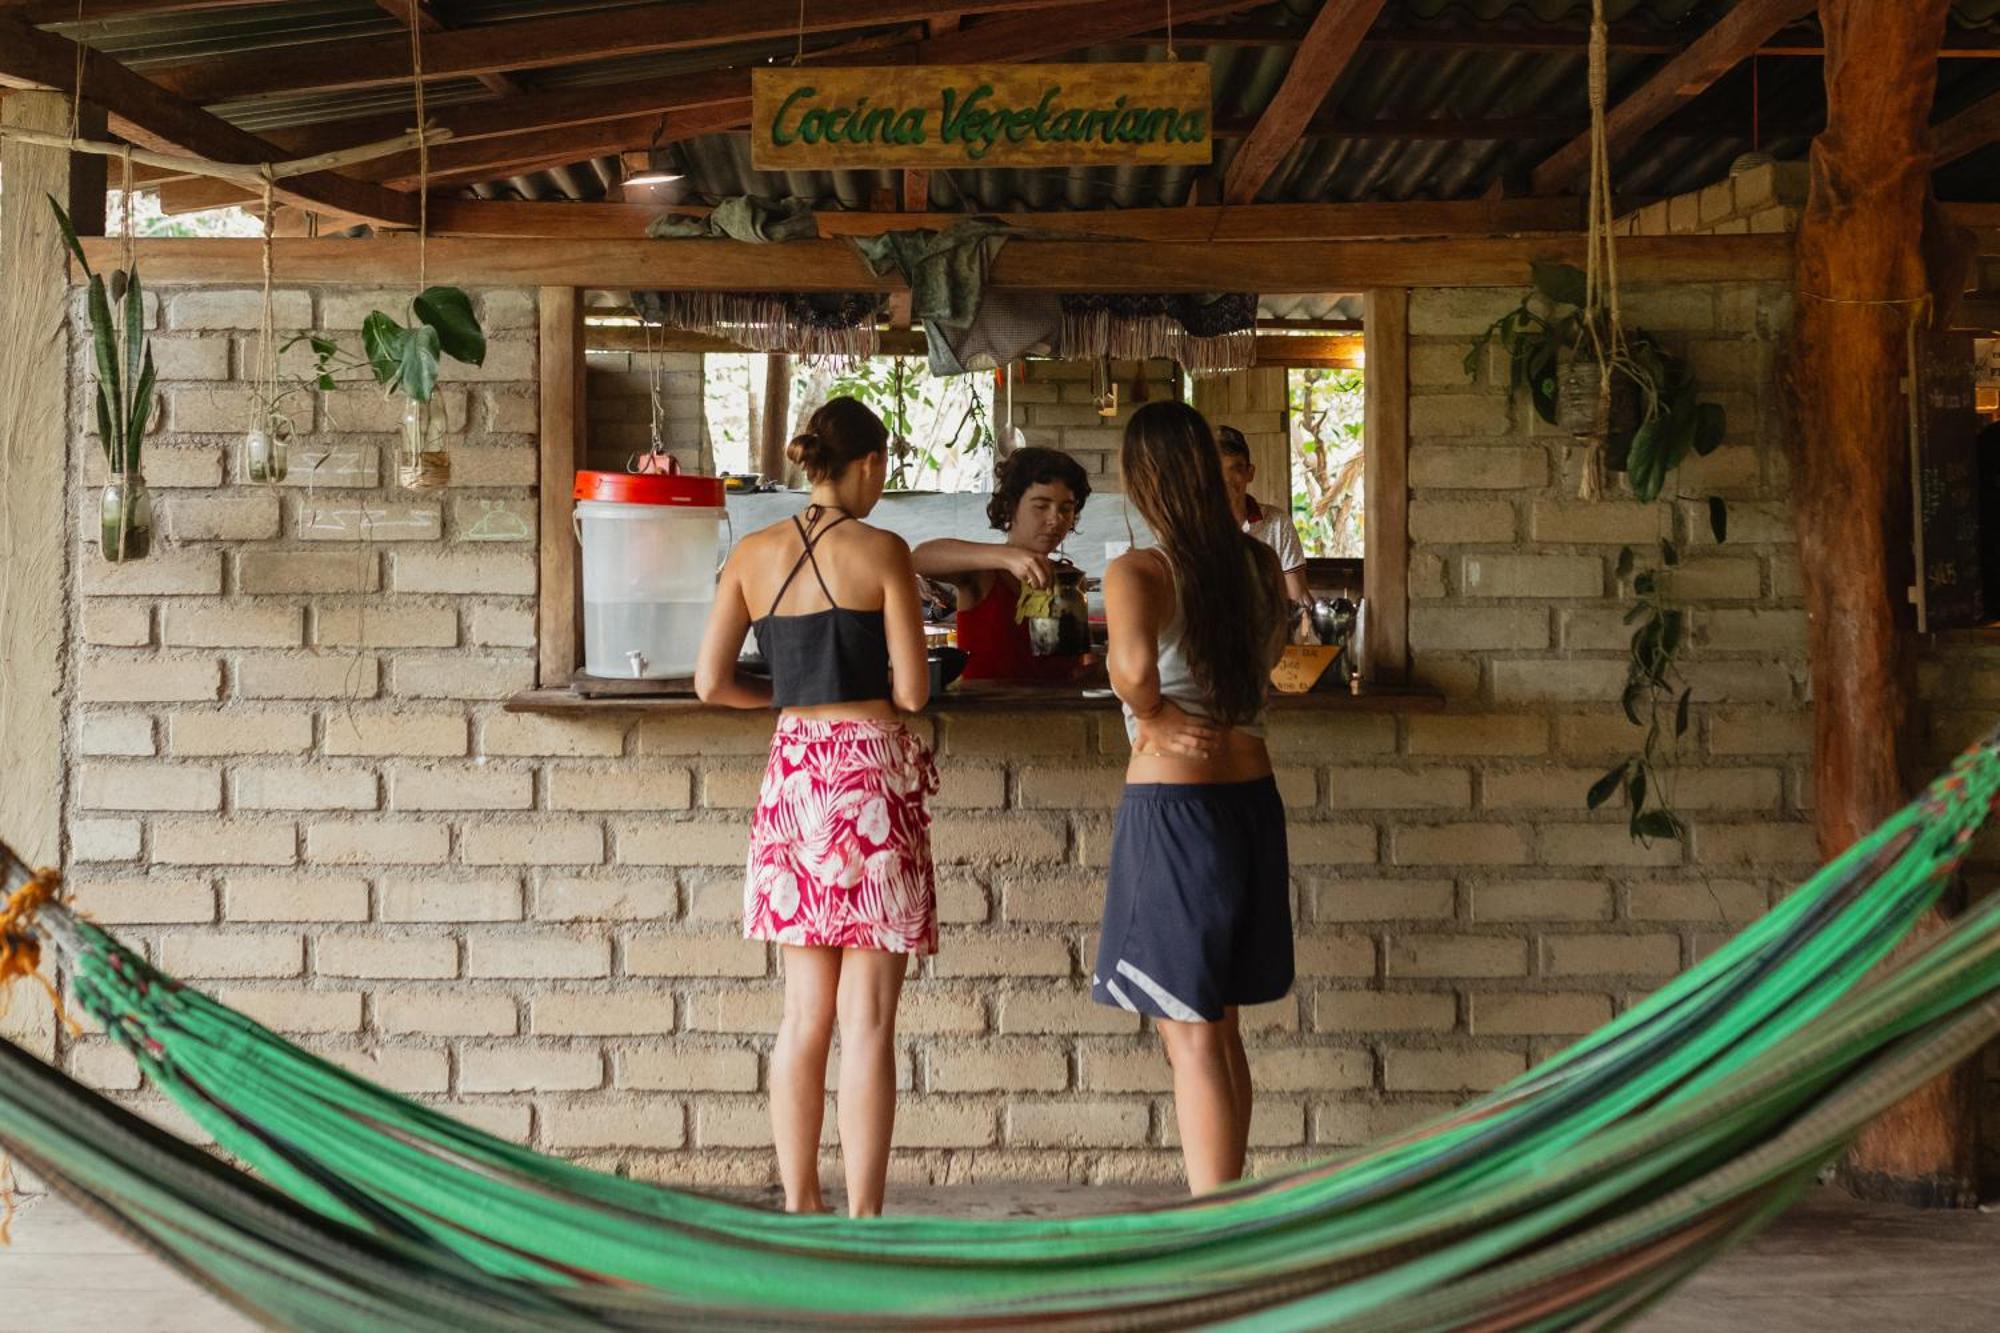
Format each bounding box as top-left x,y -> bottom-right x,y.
573,470 -> 726,507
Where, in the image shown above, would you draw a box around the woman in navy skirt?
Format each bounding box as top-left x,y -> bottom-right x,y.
1093,401 -> 1292,1194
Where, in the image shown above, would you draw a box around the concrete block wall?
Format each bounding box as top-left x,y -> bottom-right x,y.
583,349 -> 706,475
48,281 -> 2000,1187
999,357 -> 1180,489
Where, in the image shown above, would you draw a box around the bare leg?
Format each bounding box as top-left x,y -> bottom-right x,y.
834,947 -> 909,1217
771,946 -> 840,1213
1220,1007 -> 1253,1168
1158,1016 -> 1248,1193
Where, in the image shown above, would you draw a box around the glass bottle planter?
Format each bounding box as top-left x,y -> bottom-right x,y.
99,474 -> 154,563
245,428 -> 289,483
399,398 -> 451,490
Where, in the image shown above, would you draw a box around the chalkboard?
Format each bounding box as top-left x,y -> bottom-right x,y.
1914,331 -> 1985,631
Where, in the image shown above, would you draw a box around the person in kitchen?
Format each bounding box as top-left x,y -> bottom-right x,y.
1215,425 -> 1312,603
912,446 -> 1097,682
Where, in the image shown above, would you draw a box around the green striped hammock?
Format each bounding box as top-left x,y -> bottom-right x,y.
3,731 -> 2000,1331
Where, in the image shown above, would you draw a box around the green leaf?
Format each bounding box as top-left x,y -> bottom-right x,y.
412,286 -> 485,366
126,347 -> 155,473
1675,687 -> 1692,737
1632,809 -> 1685,842
93,391 -> 115,469
1633,571 -> 1656,596
1660,539 -> 1679,568
361,311 -> 406,387
1615,546 -> 1636,581
1708,495 -> 1728,544
86,275 -> 122,461
1627,766 -> 1648,812
43,194 -> 92,274
1692,401 -> 1727,456
1587,762 -> 1629,810
1626,417 -> 1666,501
1531,260 -> 1589,309
123,267 -> 146,431
1623,601 -> 1649,625
397,323 -> 442,402
1621,681 -> 1646,727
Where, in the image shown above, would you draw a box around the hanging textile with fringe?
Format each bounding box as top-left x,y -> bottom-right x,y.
1058,293 -> 1259,374
629,290 -> 883,359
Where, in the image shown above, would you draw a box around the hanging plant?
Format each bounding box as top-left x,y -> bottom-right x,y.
1472,261 -> 1731,842
1468,262 -> 1729,502
50,195 -> 156,563
286,286 -> 486,489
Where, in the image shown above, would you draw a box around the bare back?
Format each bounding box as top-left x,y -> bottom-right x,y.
695,507 -> 930,718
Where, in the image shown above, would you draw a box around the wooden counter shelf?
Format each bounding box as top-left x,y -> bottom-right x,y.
505,680 -> 1446,715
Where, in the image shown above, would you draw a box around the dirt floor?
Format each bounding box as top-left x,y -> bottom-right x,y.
4,1183 -> 1997,1330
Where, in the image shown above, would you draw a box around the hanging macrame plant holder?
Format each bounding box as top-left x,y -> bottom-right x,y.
92,153 -> 155,563
244,173 -> 293,483
1575,0 -> 1626,501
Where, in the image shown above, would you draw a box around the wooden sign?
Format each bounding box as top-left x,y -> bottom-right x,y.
751,63 -> 1212,171
1912,330 -> 1985,632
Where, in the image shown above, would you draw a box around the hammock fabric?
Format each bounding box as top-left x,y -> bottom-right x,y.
1058,294 -> 1261,374
5,731 -> 2000,1330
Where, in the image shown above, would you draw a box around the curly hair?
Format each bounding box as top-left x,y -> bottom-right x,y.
986,446 -> 1091,532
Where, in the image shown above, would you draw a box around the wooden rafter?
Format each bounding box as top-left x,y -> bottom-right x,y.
1221,0 -> 1387,205
74,233 -> 1795,290
1529,0 -> 1818,194
370,0 -> 523,96
0,17 -> 416,227
1934,88 -> 2000,166
149,0 -> 1112,104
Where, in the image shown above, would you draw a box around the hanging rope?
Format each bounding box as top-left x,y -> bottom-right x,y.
1577,0 -> 1624,501
793,0 -> 806,66
1165,0 -> 1177,60
398,15 -> 449,491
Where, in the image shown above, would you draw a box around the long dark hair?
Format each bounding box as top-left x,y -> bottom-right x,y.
1121,402 -> 1278,726
787,396 -> 887,481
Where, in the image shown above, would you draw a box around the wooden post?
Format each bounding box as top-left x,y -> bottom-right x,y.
0,92 -> 100,869
1788,0 -> 1973,1206
537,286 -> 585,687
1362,287 -> 1409,685
758,353 -> 792,483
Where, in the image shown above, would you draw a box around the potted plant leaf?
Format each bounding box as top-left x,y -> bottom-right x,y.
51,196 -> 157,562
289,286 -> 486,490
1467,261 -> 1726,501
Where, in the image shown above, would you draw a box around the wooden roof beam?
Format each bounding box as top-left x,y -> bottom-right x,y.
1934,88 -> 2000,166
369,0 -> 524,96
1530,0 -> 1818,194
418,196 -> 1583,241
0,17 -> 417,227
76,232 -> 1796,290
149,0 -> 1112,104
1221,0 -> 1389,206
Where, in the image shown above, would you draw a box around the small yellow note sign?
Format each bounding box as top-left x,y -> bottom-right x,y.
751,63 -> 1213,171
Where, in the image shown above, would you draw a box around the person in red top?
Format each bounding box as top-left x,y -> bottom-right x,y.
914,446 -> 1095,682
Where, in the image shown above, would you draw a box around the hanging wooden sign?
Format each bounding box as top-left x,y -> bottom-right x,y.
750,63 -> 1213,171
1912,330 -> 1985,632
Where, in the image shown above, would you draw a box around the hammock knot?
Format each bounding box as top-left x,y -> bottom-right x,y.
0,868 -> 66,1025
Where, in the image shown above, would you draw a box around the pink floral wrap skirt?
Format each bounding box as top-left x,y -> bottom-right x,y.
743,716 -> 940,955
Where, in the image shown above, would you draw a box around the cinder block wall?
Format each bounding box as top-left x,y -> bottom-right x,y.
42,281 -> 2000,1188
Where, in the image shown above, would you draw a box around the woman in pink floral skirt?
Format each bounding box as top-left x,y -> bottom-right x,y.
695,397 -> 934,1216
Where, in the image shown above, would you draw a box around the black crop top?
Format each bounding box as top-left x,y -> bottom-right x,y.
752,509 -> 893,708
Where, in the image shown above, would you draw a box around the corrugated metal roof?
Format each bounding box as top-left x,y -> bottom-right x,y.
30,0 -> 2000,207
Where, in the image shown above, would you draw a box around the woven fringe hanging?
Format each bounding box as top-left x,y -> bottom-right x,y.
632,291 -> 881,360
1057,294 -> 1259,374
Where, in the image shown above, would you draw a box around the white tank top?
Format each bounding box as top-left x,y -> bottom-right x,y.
1120,556 -> 1268,745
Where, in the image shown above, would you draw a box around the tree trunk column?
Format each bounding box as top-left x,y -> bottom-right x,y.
1788,0 -> 1973,1206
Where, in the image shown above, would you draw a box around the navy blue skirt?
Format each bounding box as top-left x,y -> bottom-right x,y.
1091,776 -> 1294,1023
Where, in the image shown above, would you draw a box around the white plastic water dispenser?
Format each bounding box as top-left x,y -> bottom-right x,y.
572,469 -> 728,679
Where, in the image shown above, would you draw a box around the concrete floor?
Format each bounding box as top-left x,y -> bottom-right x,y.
4,1184 -> 1997,1330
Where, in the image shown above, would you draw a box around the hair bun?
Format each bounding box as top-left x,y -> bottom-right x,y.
784,430 -> 818,467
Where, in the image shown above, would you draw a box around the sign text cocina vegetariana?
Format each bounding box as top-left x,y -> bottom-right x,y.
750,63 -> 1213,170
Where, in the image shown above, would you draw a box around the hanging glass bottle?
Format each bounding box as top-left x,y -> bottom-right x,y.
245,426 -> 290,483
399,398 -> 450,489
99,473 -> 154,563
